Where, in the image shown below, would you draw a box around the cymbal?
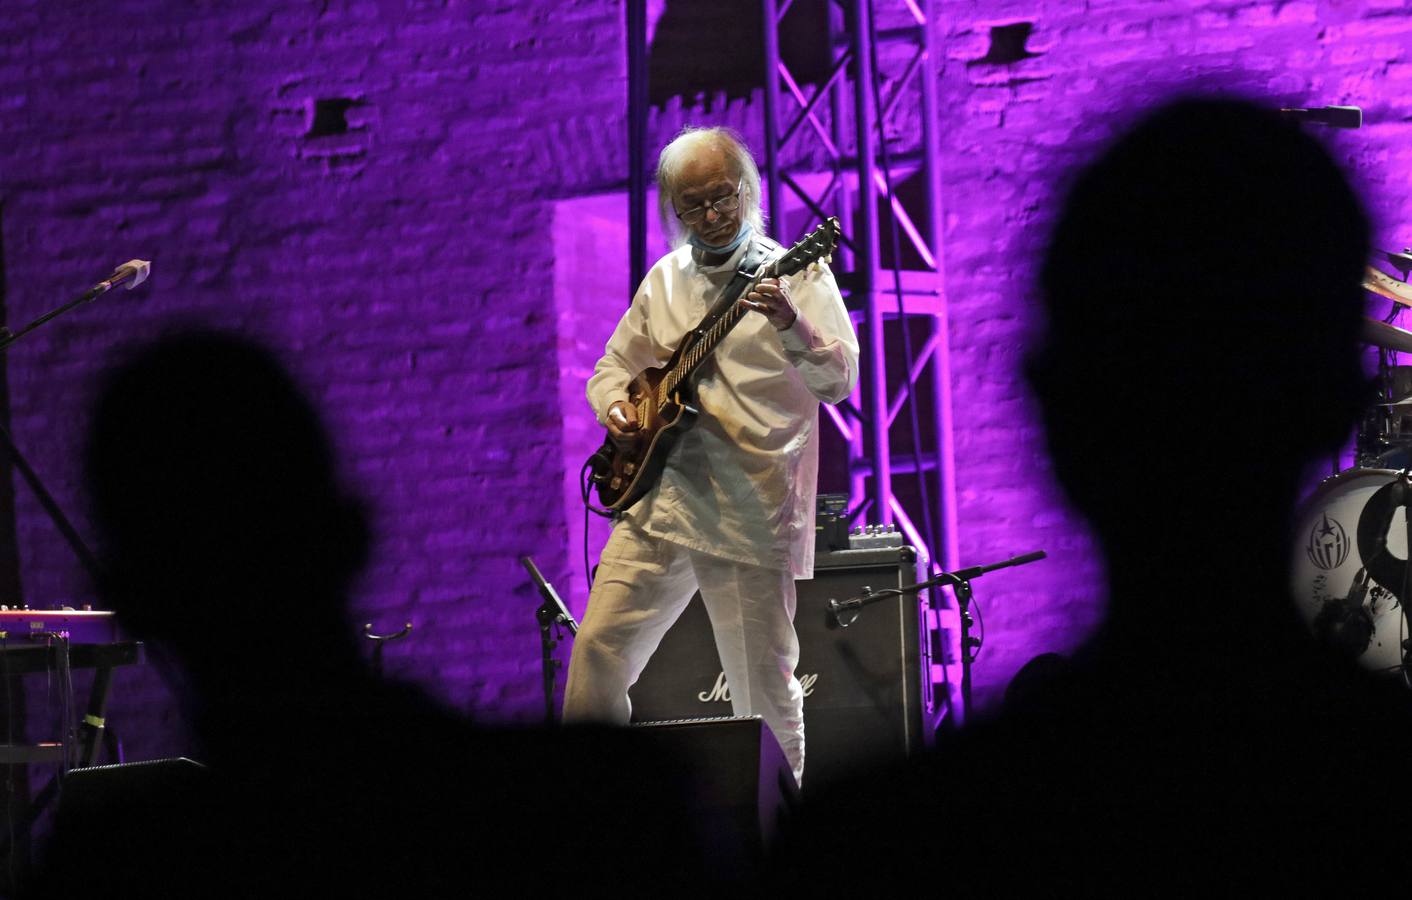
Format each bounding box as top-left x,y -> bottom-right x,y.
1377,248 -> 1412,271
1364,265 -> 1412,308
1363,317 -> 1412,353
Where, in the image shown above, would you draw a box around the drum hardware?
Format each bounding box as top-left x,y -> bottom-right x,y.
1355,362 -> 1412,468
1298,252 -> 1412,676
1357,256 -> 1412,464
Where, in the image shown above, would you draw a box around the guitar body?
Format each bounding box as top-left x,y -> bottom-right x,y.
584,217 -> 839,515
594,356 -> 699,512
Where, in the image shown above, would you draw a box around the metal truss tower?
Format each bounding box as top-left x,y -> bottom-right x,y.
760,0 -> 958,575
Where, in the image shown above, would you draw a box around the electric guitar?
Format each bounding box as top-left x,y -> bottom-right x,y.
587,217 -> 840,513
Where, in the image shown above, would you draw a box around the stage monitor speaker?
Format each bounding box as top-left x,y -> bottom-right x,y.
633,715 -> 796,863
629,546 -> 948,790
52,757 -> 209,836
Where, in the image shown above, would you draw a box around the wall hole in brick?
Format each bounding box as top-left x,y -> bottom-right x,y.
307,98 -> 356,138
971,22 -> 1038,66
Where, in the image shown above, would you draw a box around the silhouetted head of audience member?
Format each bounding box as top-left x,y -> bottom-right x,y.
66,332 -> 713,900
1028,97 -> 1370,549
84,331 -> 370,678
1002,651 -> 1075,721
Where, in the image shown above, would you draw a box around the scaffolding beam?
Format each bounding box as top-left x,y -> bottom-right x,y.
760,0 -> 963,724
761,0 -> 956,564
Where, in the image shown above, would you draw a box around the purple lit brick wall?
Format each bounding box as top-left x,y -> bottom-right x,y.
934,0 -> 1412,709
1,1 -> 1410,761
0,0 -> 628,758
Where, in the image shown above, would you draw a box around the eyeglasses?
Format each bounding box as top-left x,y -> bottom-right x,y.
674,181 -> 742,225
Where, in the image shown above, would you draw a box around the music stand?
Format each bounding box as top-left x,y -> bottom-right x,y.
520,556 -> 579,725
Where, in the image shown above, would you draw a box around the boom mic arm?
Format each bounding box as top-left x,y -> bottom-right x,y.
827,551 -> 1048,628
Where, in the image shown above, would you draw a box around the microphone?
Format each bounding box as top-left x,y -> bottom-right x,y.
826,597 -> 852,615
826,597 -> 852,627
950,550 -> 1048,582
827,592 -> 868,628
82,260 -> 151,303
1278,105 -> 1362,129
0,259 -> 152,354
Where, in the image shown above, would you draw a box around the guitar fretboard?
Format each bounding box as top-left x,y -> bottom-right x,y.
649,216 -> 836,408
656,267 -> 771,404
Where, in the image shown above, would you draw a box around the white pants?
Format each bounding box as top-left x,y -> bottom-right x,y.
563,522 -> 806,784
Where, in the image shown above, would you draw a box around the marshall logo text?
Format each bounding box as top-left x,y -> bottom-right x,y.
697,670 -> 818,703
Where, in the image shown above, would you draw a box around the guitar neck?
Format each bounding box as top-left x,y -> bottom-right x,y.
659,263 -> 775,401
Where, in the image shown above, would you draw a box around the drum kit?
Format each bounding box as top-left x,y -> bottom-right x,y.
1292,248 -> 1412,681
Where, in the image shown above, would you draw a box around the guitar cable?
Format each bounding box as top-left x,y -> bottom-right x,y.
580,459 -> 620,592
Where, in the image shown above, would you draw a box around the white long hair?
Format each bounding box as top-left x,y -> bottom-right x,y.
655,126 -> 767,248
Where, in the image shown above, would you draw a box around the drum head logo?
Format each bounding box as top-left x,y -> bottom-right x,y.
1307,513 -> 1349,570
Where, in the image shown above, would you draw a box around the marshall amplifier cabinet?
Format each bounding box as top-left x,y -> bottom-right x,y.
629,546 -> 951,789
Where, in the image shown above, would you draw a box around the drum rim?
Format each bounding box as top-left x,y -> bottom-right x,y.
1306,467 -> 1400,507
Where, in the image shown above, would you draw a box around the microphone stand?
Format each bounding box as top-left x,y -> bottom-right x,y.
0,261 -> 148,355
828,551 -> 1047,720
0,423 -> 103,584
0,267 -> 152,587
0,263 -> 150,875
521,556 -> 579,725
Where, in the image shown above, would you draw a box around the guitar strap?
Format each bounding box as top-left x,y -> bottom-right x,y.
674,237 -> 784,393
697,235 -> 781,336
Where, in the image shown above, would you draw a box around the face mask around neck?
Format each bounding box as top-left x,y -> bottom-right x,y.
688,222 -> 752,255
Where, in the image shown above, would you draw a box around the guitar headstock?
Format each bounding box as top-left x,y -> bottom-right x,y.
775,217 -> 840,278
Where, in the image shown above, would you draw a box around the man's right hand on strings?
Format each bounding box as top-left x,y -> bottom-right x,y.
606,400 -> 641,446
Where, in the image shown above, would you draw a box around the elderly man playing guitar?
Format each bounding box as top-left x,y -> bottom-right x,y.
563,126 -> 859,785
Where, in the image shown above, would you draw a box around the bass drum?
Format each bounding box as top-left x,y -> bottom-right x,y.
1291,467 -> 1409,674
